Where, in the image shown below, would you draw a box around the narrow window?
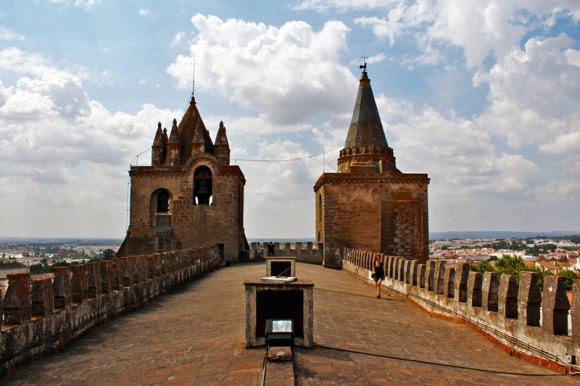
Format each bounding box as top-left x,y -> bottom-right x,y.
152,189 -> 171,227
318,194 -> 322,223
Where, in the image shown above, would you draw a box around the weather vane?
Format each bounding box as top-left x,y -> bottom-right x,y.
359,54 -> 367,71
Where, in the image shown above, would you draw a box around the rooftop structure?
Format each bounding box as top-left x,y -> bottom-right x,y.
314,66 -> 430,266
117,96 -> 248,262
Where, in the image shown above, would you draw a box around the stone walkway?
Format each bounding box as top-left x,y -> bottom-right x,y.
3,261 -> 578,385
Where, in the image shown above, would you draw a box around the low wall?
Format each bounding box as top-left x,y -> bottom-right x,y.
250,242 -> 322,264
342,248 -> 580,373
0,246 -> 221,377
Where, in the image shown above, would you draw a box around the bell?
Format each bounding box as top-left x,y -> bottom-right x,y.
197,179 -> 209,194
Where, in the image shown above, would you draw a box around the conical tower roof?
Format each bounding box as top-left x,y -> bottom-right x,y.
337,68 -> 397,174
177,97 -> 214,162
344,71 -> 388,149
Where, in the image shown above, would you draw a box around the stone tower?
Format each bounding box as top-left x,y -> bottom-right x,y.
314,68 -> 429,267
117,96 -> 248,262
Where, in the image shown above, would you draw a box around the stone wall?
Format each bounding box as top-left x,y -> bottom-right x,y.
120,162 -> 247,262
314,173 -> 429,268
249,242 -> 322,265
342,247 -> 580,373
0,246 -> 221,377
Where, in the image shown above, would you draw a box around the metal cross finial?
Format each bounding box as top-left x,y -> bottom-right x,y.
191,54 -> 199,98
359,54 -> 367,71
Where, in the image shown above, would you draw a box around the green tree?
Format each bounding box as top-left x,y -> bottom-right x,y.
556,269 -> 580,291
102,249 -> 116,260
30,264 -> 51,274
469,260 -> 495,274
495,254 -> 527,280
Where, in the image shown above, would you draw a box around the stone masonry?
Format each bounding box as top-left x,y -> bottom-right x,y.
314,68 -> 429,267
0,246 -> 221,377
342,247 -> 580,373
118,95 -> 248,262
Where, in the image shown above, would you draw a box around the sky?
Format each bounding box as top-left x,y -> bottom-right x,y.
1,0 -> 579,239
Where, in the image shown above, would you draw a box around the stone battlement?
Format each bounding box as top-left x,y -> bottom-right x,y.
249,241 -> 322,264
342,248 -> 580,373
0,246 -> 221,377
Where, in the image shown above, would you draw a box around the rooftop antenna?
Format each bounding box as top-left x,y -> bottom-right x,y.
359,54 -> 367,72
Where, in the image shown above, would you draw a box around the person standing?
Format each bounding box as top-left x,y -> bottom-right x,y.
372,254 -> 385,298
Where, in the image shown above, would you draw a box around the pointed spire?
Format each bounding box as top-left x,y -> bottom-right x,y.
162,128 -> 169,146
214,121 -> 230,165
337,66 -> 397,174
176,94 -> 215,160
153,122 -> 164,146
152,122 -> 166,166
169,119 -> 179,143
167,118 -> 181,166
215,121 -> 229,145
344,70 -> 388,149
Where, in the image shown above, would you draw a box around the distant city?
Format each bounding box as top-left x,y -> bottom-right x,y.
1,230 -> 579,269
2,231 -> 580,306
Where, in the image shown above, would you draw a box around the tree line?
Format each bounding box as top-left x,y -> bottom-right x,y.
469,254 -> 580,291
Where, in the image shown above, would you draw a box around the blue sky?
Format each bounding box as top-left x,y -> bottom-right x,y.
1,0 -> 579,238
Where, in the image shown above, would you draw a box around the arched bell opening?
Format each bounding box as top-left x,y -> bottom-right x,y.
194,166 -> 213,205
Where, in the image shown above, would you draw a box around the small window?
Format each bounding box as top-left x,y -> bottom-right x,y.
157,191 -> 170,213
151,189 -> 171,227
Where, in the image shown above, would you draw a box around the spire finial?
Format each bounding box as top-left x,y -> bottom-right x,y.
191,54 -> 199,102
359,54 -> 367,72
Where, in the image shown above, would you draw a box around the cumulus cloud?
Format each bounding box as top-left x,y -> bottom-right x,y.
375,95 -> 538,198
476,33 -> 580,153
239,139 -> 321,237
348,1 -> 580,70
0,51 -> 181,236
0,47 -> 52,76
167,14 -> 355,127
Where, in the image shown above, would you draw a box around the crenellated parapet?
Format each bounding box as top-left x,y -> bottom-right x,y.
249,242 -> 322,264
0,246 -> 221,377
341,247 -> 580,373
